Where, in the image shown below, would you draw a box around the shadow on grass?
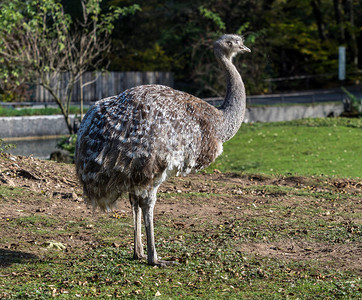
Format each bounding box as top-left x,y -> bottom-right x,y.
0,248 -> 38,267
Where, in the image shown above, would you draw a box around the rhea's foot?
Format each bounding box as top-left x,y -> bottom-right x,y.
133,251 -> 146,260
149,259 -> 179,268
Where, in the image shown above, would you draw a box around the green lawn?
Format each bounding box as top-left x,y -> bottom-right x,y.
0,118 -> 361,299
0,106 -> 85,117
0,174 -> 360,299
209,118 -> 361,178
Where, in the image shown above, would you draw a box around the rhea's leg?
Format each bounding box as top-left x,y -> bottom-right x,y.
129,193 -> 145,260
140,199 -> 158,265
140,189 -> 177,267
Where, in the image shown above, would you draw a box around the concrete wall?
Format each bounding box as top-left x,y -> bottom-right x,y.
0,103 -> 344,139
244,103 -> 344,123
0,115 -> 74,138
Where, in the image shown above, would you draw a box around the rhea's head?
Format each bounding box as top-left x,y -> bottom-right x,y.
214,34 -> 251,60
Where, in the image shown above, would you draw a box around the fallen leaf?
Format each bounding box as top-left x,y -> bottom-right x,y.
44,241 -> 66,250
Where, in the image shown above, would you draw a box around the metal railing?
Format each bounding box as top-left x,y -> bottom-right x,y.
1,86 -> 361,109
205,86 -> 361,107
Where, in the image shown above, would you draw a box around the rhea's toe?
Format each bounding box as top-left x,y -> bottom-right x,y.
133,254 -> 147,260
152,259 -> 179,267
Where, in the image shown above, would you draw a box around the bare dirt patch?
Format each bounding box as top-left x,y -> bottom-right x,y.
239,241 -> 362,272
0,153 -> 361,272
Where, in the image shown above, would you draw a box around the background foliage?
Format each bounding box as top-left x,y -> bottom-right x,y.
101,0 -> 361,96
1,0 -> 362,100
0,0 -> 139,133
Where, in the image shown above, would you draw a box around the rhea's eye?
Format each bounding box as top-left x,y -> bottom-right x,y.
226,41 -> 233,47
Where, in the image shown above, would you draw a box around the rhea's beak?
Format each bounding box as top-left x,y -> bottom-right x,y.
240,45 -> 251,53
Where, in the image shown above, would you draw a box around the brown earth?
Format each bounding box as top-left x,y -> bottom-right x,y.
0,153 -> 361,272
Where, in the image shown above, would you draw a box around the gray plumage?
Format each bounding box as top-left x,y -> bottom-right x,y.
75,34 -> 250,266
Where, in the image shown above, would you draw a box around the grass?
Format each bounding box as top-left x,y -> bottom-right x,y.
208,118 -> 361,178
0,106 -> 86,117
0,101 -> 341,117
0,173 -> 361,299
3,249 -> 357,299
0,186 -> 26,199
0,117 -> 361,298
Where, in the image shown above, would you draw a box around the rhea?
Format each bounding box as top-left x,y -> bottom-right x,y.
75,34 -> 250,266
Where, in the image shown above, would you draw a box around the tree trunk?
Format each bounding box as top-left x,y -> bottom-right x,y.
333,0 -> 345,41
64,114 -> 74,135
311,0 -> 326,41
80,73 -> 84,121
345,0 -> 358,68
42,82 -> 74,135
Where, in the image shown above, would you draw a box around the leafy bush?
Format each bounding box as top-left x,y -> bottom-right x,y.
56,135 -> 77,159
341,87 -> 362,117
0,139 -> 15,154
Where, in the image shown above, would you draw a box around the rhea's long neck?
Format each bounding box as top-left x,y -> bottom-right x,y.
217,54 -> 246,142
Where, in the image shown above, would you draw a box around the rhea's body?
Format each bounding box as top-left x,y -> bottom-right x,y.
75,34 -> 250,266
76,84 -> 223,210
